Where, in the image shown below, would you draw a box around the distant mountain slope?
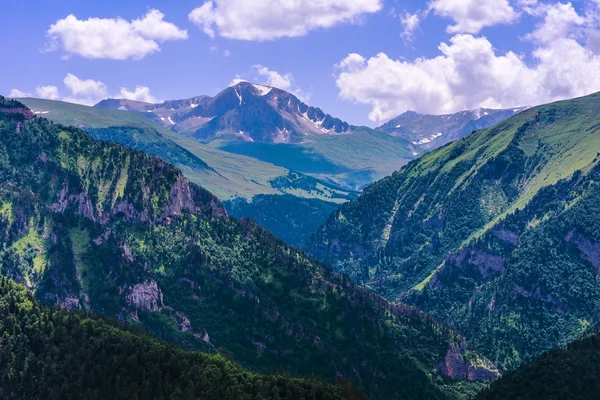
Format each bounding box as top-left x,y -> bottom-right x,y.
94,83 -> 418,191
306,92 -> 600,371
0,276 -> 365,400
96,82 -> 352,144
377,108 -> 527,151
217,127 -> 416,190
0,97 -> 498,399
19,97 -> 354,246
477,334 -> 600,400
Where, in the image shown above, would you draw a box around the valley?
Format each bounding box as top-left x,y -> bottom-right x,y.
0,97 -> 500,399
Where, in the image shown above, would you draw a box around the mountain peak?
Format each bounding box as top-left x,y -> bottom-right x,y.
95,83 -> 353,143
377,107 -> 525,150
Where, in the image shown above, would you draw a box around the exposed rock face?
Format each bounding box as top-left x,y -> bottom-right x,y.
0,107 -> 34,120
439,344 -> 501,381
445,248 -> 505,278
566,230 -> 600,276
126,280 -> 163,311
112,201 -> 150,224
492,229 -> 520,245
49,174 -> 226,226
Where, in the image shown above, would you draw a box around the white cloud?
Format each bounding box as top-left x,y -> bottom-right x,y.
229,75 -> 247,86
256,65 -> 310,102
430,0 -> 518,33
130,9 -> 188,41
60,74 -> 109,105
400,12 -> 421,41
36,86 -> 60,100
189,0 -> 382,40
117,86 -> 160,103
8,89 -> 32,98
47,9 -> 187,60
229,66 -> 310,101
63,73 -> 108,98
335,29 -> 600,123
17,74 -> 159,106
526,2 -> 585,43
254,65 -> 294,91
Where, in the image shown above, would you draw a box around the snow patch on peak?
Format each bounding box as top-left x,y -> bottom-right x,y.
235,89 -> 242,105
412,132 -> 443,145
252,84 -> 272,96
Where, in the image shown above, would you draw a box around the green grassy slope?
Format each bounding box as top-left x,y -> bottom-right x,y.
19,97 -> 168,130
0,98 -> 498,399
306,92 -> 600,370
217,127 -> 416,190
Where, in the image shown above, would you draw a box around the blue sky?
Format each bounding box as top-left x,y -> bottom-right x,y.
2,0 -> 600,127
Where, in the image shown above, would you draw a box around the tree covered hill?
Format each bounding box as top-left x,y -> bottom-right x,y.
477,334 -> 600,400
0,97 -> 498,399
0,275 -> 365,400
305,92 -> 600,371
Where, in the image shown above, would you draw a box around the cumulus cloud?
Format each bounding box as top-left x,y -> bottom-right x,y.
525,2 -> 585,43
117,86 -> 160,103
400,12 -> 421,41
47,9 -> 187,60
430,0 -> 518,33
63,73 -> 108,100
231,65 -> 310,102
7,89 -> 32,98
16,74 -> 160,106
228,75 -> 247,86
189,0 -> 382,40
36,86 -> 60,101
335,1 -> 600,124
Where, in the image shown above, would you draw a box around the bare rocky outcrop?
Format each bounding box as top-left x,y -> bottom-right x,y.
126,280 -> 163,311
438,343 -> 501,381
445,248 -> 505,278
164,174 -> 195,218
0,107 -> 34,120
121,243 -> 134,263
432,248 -> 505,287
566,229 -> 600,277
492,229 -> 520,245
49,183 -> 97,222
44,293 -> 83,312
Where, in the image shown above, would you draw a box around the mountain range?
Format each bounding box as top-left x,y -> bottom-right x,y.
3,81 -> 600,399
0,96 -> 499,399
377,107 -> 528,151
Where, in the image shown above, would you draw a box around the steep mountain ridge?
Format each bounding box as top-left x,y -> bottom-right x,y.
0,97 -> 498,399
306,92 -> 600,370
376,107 -> 527,151
96,82 -> 352,144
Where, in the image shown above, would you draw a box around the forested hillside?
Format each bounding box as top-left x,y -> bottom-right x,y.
306,92 -> 600,370
0,275 -> 364,400
477,334 -> 600,400
18,97 -> 353,248
0,97 -> 497,399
